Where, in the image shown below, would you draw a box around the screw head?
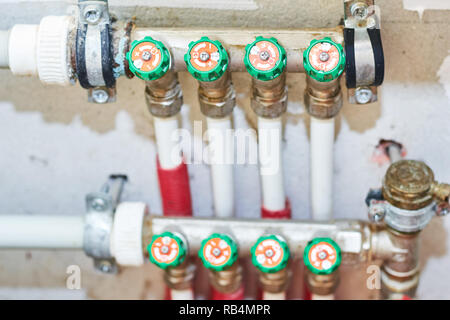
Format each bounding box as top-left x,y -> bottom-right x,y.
83,6 -> 102,24
99,261 -> 112,273
91,197 -> 107,211
368,202 -> 386,223
141,51 -> 152,61
355,87 -> 373,104
319,52 -> 330,62
259,50 -> 270,61
199,51 -> 210,62
92,89 -> 109,104
351,2 -> 369,20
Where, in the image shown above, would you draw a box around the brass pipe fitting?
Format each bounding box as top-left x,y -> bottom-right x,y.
164,259 -> 196,291
208,263 -> 243,294
258,266 -> 290,294
198,71 -> 235,119
306,269 -> 339,296
304,76 -> 342,119
251,74 -> 288,119
144,69 -> 183,118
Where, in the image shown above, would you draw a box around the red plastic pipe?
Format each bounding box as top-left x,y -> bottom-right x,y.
156,156 -> 193,217
261,198 -> 291,219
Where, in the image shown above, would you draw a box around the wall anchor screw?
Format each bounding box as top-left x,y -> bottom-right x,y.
351,2 -> 369,20
355,87 -> 372,104
92,89 -> 109,104
83,6 -> 102,24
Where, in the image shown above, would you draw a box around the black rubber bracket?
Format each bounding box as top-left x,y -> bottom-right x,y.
344,28 -> 356,88
75,24 -> 90,89
368,28 -> 384,86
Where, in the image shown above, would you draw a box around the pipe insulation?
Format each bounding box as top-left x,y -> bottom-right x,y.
206,116 -> 235,218
0,215 -> 84,249
258,117 -> 288,214
310,117 -> 335,221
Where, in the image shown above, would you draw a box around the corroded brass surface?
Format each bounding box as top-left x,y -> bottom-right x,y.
305,269 -> 339,296
145,70 -> 183,117
209,263 -> 242,294
382,160 -> 435,210
251,72 -> 288,119
304,76 -> 342,119
198,71 -> 235,118
258,267 -> 290,293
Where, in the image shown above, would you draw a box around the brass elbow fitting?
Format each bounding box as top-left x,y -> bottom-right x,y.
304,76 -> 342,119
305,269 -> 340,296
209,263 -> 243,294
164,259 -> 196,291
197,71 -> 235,118
251,74 -> 288,119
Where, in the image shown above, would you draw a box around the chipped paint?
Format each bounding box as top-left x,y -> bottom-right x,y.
403,0 -> 450,20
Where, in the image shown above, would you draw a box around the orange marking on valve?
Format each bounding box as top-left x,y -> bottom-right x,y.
203,237 -> 232,267
248,40 -> 280,71
131,42 -> 162,72
308,242 -> 337,271
254,239 -> 284,269
308,42 -> 340,72
151,236 -> 180,264
190,41 -> 220,72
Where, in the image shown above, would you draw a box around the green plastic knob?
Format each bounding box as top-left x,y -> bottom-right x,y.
303,237 -> 341,275
251,235 -> 290,273
198,233 -> 238,271
126,36 -> 171,81
184,37 -> 229,82
148,231 -> 187,269
303,37 -> 345,82
244,36 -> 287,81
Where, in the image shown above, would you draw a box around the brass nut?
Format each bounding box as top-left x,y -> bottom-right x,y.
304,76 -> 342,119
198,87 -> 235,118
251,73 -> 287,119
209,263 -> 242,294
306,269 -> 339,296
164,261 -> 195,290
382,160 -> 435,210
145,70 -> 183,118
258,268 -> 290,294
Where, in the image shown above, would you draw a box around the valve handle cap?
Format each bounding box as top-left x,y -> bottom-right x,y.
148,231 -> 187,269
198,233 -> 238,271
303,237 -> 342,275
251,234 -> 290,273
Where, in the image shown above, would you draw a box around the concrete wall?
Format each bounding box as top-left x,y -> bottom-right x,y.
0,0 -> 450,299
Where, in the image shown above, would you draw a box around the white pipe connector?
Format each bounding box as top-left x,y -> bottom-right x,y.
258,117 -> 286,212
7,16 -> 73,85
206,116 -> 235,218
310,117 -> 335,221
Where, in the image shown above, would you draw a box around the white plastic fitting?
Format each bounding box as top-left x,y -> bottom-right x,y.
36,16 -> 73,85
8,24 -> 39,75
8,16 -> 73,85
111,201 -> 149,266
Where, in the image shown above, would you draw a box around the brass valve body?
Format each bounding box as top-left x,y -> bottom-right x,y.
208,263 -> 242,294
305,268 -> 339,296
145,70 -> 183,118
304,76 -> 342,119
382,160 -> 435,210
198,71 -> 235,119
251,73 -> 287,119
163,259 -> 195,290
258,267 -> 290,294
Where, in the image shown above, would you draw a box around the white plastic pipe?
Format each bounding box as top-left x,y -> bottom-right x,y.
0,215 -> 84,249
170,288 -> 194,300
310,117 -> 335,221
153,116 -> 183,170
263,291 -> 286,300
8,24 -> 39,75
311,293 -> 335,300
206,116 -> 234,218
0,30 -> 9,68
258,117 -> 286,212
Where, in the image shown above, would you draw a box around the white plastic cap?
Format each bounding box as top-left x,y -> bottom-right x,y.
37,16 -> 73,85
111,202 -> 149,266
8,24 -> 39,75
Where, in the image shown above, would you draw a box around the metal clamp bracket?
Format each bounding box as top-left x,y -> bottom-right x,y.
76,0 -> 116,102
83,174 -> 127,274
343,0 -> 384,104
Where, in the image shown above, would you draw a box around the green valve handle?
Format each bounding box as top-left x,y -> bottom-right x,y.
251,235 -> 290,273
244,36 -> 287,81
303,237 -> 341,275
184,37 -> 229,82
126,36 -> 171,81
148,231 -> 187,269
198,233 -> 238,271
303,37 -> 345,82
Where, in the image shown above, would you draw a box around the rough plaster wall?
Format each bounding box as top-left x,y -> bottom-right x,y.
0,0 -> 450,299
